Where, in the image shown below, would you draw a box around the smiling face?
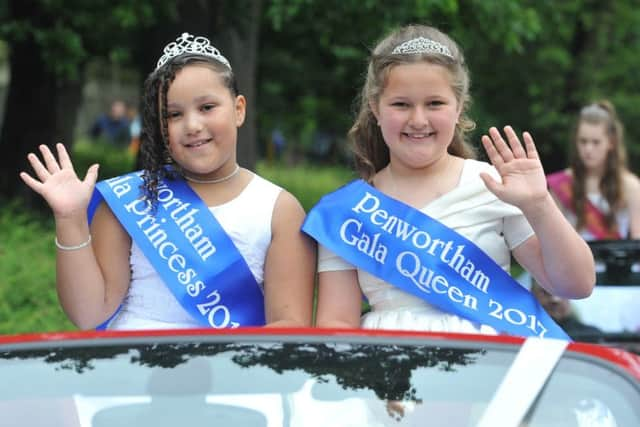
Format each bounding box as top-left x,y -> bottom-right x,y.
372,62 -> 461,171
166,64 -> 245,180
575,121 -> 612,173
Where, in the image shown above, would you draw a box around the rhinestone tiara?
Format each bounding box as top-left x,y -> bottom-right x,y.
580,103 -> 610,119
391,37 -> 453,59
155,32 -> 231,71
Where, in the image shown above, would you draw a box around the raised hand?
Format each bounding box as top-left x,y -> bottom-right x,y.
479,126 -> 548,211
20,143 -> 99,219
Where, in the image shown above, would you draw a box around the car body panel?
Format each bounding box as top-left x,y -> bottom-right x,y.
0,328 -> 638,426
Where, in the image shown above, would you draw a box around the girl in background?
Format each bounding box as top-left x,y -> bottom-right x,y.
548,100 -> 640,240
548,100 -> 640,332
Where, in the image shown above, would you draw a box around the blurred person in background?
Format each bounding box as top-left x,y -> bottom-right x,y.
531,282 -> 602,341
127,104 -> 142,156
89,99 -> 131,147
547,100 -> 640,333
547,100 -> 640,240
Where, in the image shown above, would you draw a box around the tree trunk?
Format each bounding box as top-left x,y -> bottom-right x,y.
222,1 -> 262,170
0,36 -> 84,207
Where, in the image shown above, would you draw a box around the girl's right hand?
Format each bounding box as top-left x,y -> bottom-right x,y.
20,143 -> 99,219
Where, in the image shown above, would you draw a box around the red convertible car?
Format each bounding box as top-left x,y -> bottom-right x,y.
0,328 -> 638,426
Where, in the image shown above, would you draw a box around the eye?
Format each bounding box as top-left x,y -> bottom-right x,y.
201,103 -> 216,112
166,111 -> 182,120
391,101 -> 409,108
428,100 -> 445,107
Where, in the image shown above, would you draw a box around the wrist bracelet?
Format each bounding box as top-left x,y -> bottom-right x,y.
55,235 -> 92,251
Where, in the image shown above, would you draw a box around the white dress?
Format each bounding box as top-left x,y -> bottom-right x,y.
318,159 -> 534,334
107,173 -> 282,330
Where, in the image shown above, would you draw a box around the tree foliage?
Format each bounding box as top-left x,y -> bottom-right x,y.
259,0 -> 640,172
0,0 -> 175,201
0,0 -> 262,201
2,0 -> 640,202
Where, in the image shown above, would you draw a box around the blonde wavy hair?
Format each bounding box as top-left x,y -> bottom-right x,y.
349,24 -> 476,182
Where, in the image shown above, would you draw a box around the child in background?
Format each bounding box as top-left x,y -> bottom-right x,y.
305,24 -> 595,337
548,100 -> 640,239
89,99 -> 131,147
21,33 -> 315,330
548,100 -> 640,333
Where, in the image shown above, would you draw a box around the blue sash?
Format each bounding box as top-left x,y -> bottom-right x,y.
303,180 -> 569,340
89,171 -> 265,328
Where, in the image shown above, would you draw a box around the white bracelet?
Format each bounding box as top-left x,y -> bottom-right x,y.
55,235 -> 92,251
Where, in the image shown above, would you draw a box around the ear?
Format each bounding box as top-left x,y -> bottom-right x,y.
235,95 -> 246,127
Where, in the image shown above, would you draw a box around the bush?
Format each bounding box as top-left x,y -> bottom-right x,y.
73,138 -> 136,180
256,161 -> 355,211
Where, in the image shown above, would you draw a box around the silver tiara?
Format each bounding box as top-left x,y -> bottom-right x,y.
391,37 -> 453,59
580,103 -> 610,120
155,32 -> 231,71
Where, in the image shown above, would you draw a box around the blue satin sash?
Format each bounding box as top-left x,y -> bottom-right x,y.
303,180 -> 569,340
89,171 -> 265,328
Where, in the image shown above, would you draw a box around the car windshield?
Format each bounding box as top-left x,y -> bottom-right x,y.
0,336 -> 638,426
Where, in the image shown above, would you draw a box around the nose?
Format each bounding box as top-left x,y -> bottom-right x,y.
408,106 -> 428,129
582,141 -> 596,153
185,112 -> 203,135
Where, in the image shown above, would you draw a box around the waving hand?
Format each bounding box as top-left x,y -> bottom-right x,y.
479,126 -> 548,211
20,143 -> 99,219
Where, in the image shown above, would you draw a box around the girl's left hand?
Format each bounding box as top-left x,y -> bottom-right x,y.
479,126 -> 548,211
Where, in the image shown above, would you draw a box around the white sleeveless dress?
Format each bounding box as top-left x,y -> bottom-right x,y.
107,173 -> 282,330
318,159 -> 534,334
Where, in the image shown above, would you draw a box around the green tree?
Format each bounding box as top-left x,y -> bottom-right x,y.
258,0 -> 640,172
0,0 -> 263,204
258,0 -> 542,162
467,1 -> 640,172
0,0 -> 170,204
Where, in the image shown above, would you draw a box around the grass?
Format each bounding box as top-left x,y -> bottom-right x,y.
0,200 -> 75,334
0,151 -> 354,334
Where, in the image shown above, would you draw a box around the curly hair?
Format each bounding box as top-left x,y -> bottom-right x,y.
350,24 -> 476,182
137,54 -> 239,205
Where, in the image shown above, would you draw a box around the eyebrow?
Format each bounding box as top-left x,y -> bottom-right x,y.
167,94 -> 218,108
193,94 -> 217,103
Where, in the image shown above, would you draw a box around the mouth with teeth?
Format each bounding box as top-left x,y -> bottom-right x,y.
403,131 -> 436,140
184,139 -> 211,148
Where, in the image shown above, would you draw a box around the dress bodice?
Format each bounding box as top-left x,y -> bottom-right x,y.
108,173 -> 282,330
318,159 -> 534,334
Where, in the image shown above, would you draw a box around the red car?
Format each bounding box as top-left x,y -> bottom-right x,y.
0,328 -> 638,426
